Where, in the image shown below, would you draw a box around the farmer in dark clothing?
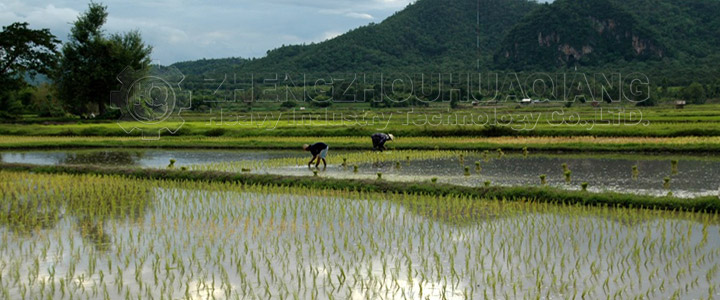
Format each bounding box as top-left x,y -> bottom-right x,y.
371,133 -> 394,151
303,142 -> 329,168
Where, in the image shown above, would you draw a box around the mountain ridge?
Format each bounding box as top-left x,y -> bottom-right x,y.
170,0 -> 720,81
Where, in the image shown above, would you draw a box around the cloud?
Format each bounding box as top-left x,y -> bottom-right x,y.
0,0 -> 419,64
322,31 -> 343,41
345,12 -> 374,20
319,9 -> 375,20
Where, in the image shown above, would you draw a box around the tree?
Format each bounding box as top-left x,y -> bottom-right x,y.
0,22 -> 59,114
682,82 -> 706,104
56,3 -> 152,116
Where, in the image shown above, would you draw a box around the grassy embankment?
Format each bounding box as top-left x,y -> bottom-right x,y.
1,163 -> 718,212
2,104 -> 720,138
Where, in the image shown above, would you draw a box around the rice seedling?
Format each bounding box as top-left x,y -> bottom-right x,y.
632,165 -> 639,180
522,147 -> 529,158
377,172 -> 383,180
484,180 -> 491,187
671,160 -> 679,174
581,182 -> 589,192
431,177 -> 438,183
664,177 -> 672,190
464,167 -> 470,176
353,165 -> 358,173
188,150 -> 470,173
496,148 -> 505,158
475,161 -> 482,173
539,174 -> 547,185
564,170 -> 572,184
1,170 -> 719,299
395,162 -> 401,169
313,170 -> 318,177
167,159 -> 176,169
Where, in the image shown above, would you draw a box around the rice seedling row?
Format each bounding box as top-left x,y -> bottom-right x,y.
1,171 -> 719,299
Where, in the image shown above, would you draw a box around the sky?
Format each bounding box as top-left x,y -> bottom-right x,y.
0,0 -> 422,65
1,0 -> 552,65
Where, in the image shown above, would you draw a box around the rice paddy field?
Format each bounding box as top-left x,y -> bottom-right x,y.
3,106 -> 720,299
1,171 -> 719,299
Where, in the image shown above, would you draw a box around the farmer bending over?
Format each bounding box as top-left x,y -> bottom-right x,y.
303,142 -> 329,169
371,133 -> 394,151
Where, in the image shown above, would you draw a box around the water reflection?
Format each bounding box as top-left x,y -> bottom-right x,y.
0,148 -> 306,168
60,150 -> 144,166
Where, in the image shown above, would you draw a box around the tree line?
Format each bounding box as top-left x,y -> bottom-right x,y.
0,3 -> 151,120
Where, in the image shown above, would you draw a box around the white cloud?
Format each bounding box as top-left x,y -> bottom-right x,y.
322,31 -> 343,41
345,12 -> 374,20
0,0 -> 421,63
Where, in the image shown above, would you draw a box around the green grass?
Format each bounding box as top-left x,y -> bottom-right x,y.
3,104 -> 720,138
2,163 -> 718,212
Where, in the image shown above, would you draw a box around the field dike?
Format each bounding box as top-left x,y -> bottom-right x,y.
1,162 -> 718,213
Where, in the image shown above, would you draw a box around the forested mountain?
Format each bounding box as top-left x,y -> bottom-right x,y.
170,0 -> 720,79
611,0 -> 720,60
496,0 -> 720,69
173,0 -> 539,75
495,0 -> 666,69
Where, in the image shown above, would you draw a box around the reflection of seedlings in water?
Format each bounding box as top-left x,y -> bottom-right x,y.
79,218 -> 111,251
581,182 -> 589,192
671,160 -> 679,174
540,174 -> 547,185
167,159 -> 176,169
377,172 -> 383,180
431,177 -> 438,183
475,161 -> 482,173
564,170 -> 572,184
60,150 -> 143,166
632,165 -> 639,180
1,198 -> 59,234
464,166 -> 470,176
664,177 -> 671,190
522,147 -> 529,158
484,181 -> 491,187
353,165 -> 358,173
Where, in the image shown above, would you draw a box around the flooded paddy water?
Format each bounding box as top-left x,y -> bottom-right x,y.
4,148 -> 716,198
1,172 -> 719,299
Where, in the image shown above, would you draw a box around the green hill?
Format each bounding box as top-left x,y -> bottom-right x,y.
173,0 -> 539,75
495,0 -> 666,69
170,0 -> 720,82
